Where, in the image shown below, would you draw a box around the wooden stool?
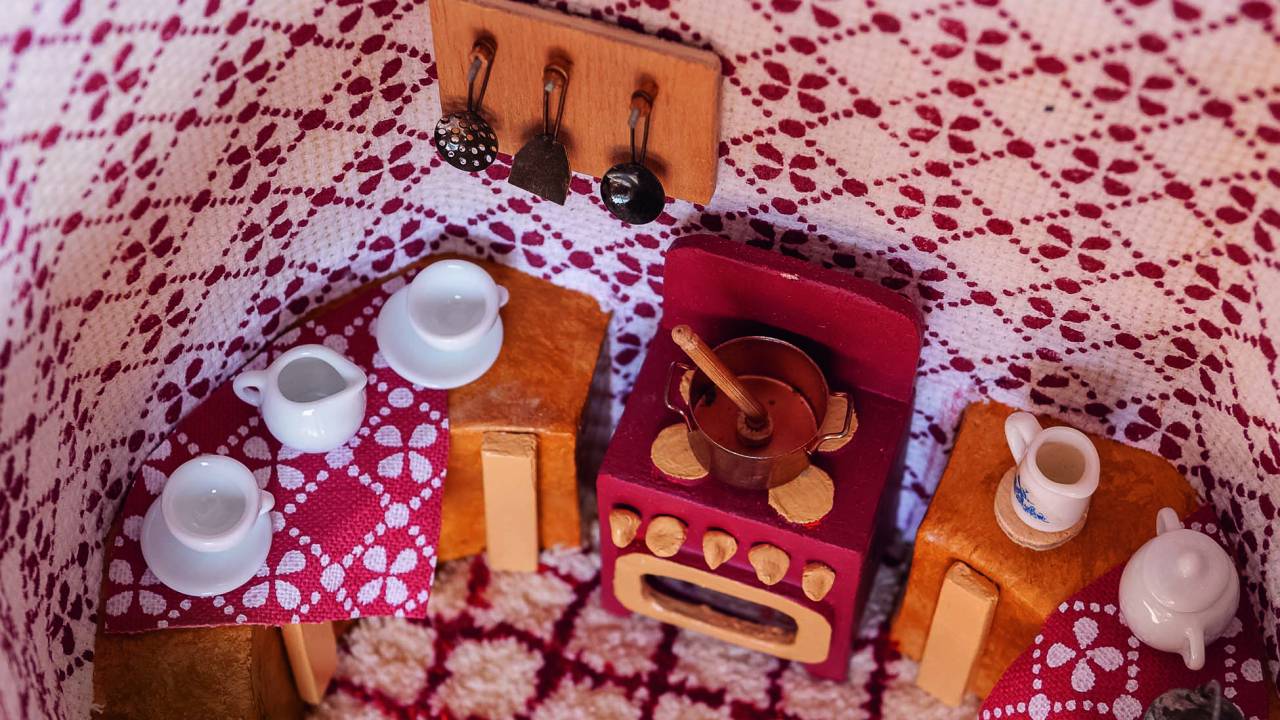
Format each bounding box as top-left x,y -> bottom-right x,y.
92,258 -> 609,719
889,401 -> 1198,705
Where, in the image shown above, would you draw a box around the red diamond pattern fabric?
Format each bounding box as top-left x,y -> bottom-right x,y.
1,0 -> 1278,717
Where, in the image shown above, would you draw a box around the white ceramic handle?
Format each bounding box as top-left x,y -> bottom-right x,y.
497,285 -> 510,308
1156,506 -> 1182,535
1004,411 -> 1042,463
233,370 -> 268,407
258,491 -> 275,516
1182,625 -> 1205,670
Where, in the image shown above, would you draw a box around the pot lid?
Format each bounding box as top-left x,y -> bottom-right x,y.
1142,528 -> 1234,614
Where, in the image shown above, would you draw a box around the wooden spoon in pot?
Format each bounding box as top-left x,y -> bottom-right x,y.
671,324 -> 774,447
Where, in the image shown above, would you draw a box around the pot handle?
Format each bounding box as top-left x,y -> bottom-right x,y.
664,361 -> 695,431
809,391 -> 854,453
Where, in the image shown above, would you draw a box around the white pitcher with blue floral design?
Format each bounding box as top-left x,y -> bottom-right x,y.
1005,411 -> 1100,532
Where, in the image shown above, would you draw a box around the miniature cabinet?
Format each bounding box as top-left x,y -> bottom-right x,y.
92,258 -> 608,719
890,401 -> 1199,701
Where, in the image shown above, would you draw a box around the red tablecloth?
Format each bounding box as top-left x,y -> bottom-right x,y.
102,276 -> 449,630
982,506 -> 1268,720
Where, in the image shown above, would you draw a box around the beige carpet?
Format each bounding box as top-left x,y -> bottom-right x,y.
312,546 -> 977,719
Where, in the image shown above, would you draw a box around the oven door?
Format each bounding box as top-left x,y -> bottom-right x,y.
613,553 -> 832,663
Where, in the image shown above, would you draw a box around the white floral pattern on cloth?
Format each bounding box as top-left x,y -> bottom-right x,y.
101,278 -> 448,631
981,507 -> 1268,720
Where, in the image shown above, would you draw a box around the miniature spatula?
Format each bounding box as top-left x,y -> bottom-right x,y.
671,324 -> 773,446
508,65 -> 570,204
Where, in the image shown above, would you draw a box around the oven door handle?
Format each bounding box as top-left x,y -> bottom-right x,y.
664,361 -> 695,431
808,391 -> 853,452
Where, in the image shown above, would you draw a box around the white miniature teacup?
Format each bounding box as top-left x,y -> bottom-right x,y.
233,344 -> 367,453
1005,411 -> 1100,532
161,455 -> 274,553
406,259 -> 508,352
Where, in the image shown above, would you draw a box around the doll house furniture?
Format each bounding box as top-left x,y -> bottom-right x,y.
890,401 -> 1199,705
92,257 -> 608,719
595,235 -> 922,680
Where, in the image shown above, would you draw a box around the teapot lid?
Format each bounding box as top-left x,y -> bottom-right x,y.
1142,528 -> 1234,613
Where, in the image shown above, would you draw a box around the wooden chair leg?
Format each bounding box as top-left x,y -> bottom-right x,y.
280,622 -> 338,705
915,562 -> 999,707
481,432 -> 540,572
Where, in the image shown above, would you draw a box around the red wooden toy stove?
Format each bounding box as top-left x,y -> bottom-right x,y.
596,236 -> 922,680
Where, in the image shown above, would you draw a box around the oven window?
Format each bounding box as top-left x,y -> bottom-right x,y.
642,574 -> 799,643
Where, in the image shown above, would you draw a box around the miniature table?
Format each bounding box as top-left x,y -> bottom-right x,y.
889,401 -> 1199,703
92,258 -> 608,719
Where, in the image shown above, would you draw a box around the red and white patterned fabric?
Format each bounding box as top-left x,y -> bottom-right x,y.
1,0 -> 1278,717
100,276 -> 448,632
982,506 -> 1269,720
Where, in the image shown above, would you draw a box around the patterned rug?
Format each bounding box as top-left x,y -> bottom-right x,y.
312,547 -> 975,720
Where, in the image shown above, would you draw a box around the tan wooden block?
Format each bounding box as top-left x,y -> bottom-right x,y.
890,401 -> 1199,698
281,622 -> 338,705
93,625 -> 303,719
915,562 -> 999,707
481,432 -> 540,572
439,257 -> 610,561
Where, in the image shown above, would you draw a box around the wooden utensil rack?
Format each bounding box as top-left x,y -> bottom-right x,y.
428,0 -> 722,204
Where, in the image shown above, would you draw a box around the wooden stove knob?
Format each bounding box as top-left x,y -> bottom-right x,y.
609,507 -> 641,548
645,515 -> 687,557
702,529 -> 737,570
802,561 -> 836,601
748,543 -> 790,586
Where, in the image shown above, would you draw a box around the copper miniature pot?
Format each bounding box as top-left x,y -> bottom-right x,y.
665,335 -> 851,490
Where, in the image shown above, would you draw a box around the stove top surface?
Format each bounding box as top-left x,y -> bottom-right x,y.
602,338 -> 911,548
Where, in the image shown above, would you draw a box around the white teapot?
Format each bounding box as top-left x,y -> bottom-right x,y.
1119,507 -> 1239,670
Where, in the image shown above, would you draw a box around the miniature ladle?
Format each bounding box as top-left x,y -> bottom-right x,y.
434,40 -> 499,172
671,324 -> 773,447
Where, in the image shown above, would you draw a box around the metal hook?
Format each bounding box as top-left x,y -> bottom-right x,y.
542,64 -> 569,141
628,90 -> 653,166
465,39 -> 496,112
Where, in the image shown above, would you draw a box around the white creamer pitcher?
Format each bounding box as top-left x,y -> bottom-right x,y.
233,344 -> 367,453
1004,411 -> 1100,532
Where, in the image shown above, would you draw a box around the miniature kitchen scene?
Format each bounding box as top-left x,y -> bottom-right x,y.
1,0 -> 1277,719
